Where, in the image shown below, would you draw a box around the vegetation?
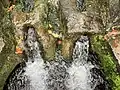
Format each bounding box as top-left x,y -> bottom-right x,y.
0,0 -> 120,90
0,1 -> 23,89
91,35 -> 120,90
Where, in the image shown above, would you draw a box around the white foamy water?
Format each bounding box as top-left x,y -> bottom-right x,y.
23,28 -> 48,90
67,36 -> 96,90
46,51 -> 69,90
23,35 -> 99,90
4,29 -> 107,90
24,59 -> 47,90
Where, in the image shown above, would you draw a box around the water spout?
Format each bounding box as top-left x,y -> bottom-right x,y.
4,35 -> 110,90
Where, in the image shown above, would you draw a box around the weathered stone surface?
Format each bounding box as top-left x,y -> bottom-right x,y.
111,42 -> 120,64
67,13 -> 103,33
0,0 -> 120,90
59,0 -> 104,33
0,1 -> 24,89
61,33 -> 82,59
109,0 -> 120,23
11,0 -> 57,60
37,27 -> 56,60
105,26 -> 120,65
22,0 -> 34,12
106,0 -> 120,31
0,38 -> 5,53
62,39 -> 73,59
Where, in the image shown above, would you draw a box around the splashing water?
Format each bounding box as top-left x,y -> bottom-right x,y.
23,59 -> 47,90
23,27 -> 47,90
67,36 -> 106,90
4,33 -> 109,90
3,27 -> 48,90
66,36 -> 93,90
46,51 -> 69,90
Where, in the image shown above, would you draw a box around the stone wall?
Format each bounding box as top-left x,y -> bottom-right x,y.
0,0 -> 120,90
0,1 -> 22,89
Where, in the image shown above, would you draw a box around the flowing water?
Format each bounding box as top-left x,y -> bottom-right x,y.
66,36 -> 109,90
45,51 -> 69,90
67,36 -> 93,90
3,28 -> 110,90
23,27 -> 47,90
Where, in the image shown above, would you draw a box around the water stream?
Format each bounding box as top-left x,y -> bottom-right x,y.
66,36 -> 109,90
3,28 -> 110,90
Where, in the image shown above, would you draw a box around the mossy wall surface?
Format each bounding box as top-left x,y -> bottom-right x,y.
0,1 -> 22,90
0,0 -> 120,90
91,35 -> 120,90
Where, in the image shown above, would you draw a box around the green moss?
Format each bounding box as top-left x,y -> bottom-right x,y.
0,11 -> 16,68
91,35 -> 120,90
41,1 -> 67,36
0,2 -> 22,89
0,54 -> 19,90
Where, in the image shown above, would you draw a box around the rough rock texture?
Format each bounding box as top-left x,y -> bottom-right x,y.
59,0 -> 120,69
60,0 -> 103,33
61,33 -> 82,59
106,0 -> 120,31
0,1 -> 23,89
12,0 -> 56,60
37,27 -> 56,60
107,28 -> 120,65
109,0 -> 120,23
0,0 -> 120,90
0,38 -> 5,52
103,0 -> 120,73
111,42 -> 120,64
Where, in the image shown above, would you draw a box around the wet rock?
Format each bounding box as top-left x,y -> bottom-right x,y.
22,0 -> 34,12
61,33 -> 81,59
62,39 -> 73,59
12,0 -> 54,60
76,0 -> 84,11
59,0 -> 103,34
37,27 -> 56,60
0,1 -> 24,89
11,0 -> 64,60
109,0 -> 120,23
0,0 -> 120,89
111,41 -> 120,64
90,35 -> 120,90
0,38 -> 5,53
67,13 -> 103,33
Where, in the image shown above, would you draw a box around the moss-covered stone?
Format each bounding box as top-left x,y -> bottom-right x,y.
90,35 -> 120,90
61,39 -> 73,59
0,1 -> 23,89
61,33 -> 82,59
37,27 -> 56,61
0,0 -> 120,90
